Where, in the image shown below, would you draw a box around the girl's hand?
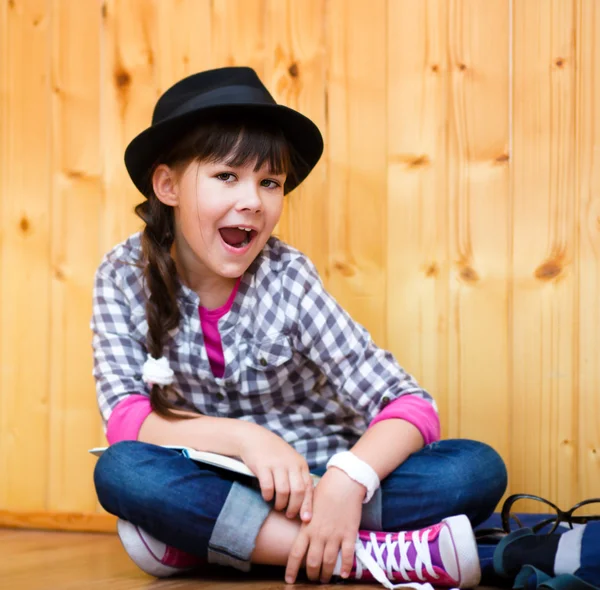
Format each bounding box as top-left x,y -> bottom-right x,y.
285,467 -> 365,584
239,426 -> 313,521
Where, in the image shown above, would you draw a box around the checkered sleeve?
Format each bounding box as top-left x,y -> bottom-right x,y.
90,265 -> 148,425
286,255 -> 437,424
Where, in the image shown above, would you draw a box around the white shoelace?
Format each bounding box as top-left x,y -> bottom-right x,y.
353,529 -> 455,590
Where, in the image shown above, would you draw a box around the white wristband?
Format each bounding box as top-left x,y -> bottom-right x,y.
326,451 -> 380,503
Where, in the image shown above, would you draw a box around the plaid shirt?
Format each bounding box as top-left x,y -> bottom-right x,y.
91,232 -> 435,468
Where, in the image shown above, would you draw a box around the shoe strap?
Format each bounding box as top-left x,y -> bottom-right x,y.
354,539 -> 441,590
494,527 -> 536,577
513,565 -> 552,589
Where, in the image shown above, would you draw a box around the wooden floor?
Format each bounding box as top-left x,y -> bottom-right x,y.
0,529 -> 499,590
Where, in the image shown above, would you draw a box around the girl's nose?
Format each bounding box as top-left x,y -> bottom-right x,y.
236,183 -> 262,213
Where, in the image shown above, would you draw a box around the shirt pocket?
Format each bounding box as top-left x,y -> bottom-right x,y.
239,336 -> 296,396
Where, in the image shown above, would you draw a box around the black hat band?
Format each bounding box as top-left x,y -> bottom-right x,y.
166,85 -> 277,121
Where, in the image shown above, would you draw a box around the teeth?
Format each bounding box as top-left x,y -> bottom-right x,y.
238,227 -> 252,231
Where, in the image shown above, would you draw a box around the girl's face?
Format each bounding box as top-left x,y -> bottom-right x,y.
154,158 -> 286,289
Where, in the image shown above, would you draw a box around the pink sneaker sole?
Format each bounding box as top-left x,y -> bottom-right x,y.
117,519 -> 203,578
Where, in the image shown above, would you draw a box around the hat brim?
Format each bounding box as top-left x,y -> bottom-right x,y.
124,103 -> 323,196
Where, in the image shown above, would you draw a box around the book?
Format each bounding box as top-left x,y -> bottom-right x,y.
89,445 -> 256,477
89,446 -> 321,485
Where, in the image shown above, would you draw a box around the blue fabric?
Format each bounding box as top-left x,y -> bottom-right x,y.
94,438 -> 507,571
540,575 -> 599,590
513,565 -> 598,590
206,481 -> 271,571
475,521 -> 600,589
577,522 -> 600,586
513,565 -> 553,589
475,516 -> 568,587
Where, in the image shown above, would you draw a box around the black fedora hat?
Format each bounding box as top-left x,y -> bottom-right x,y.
124,66 -> 324,196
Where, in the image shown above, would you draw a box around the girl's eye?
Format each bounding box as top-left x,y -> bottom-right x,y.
216,172 -> 236,182
261,179 -> 281,189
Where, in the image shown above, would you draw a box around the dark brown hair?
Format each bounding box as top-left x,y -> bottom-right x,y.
134,116 -> 294,418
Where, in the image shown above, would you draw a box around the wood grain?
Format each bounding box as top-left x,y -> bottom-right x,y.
264,0 -> 328,276
1,0 -> 600,522
48,0 -> 105,515
0,510 -> 116,533
1,0 -> 52,511
101,0 -> 156,252
154,0 -> 213,94
386,0 -> 451,431
0,0 -> 7,514
211,0 -> 266,75
327,0 -> 388,347
0,529 -> 502,590
511,0 -> 578,506
445,0 -> 510,459
576,0 -> 600,502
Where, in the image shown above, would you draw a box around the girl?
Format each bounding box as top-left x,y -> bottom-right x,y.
91,66 -> 507,589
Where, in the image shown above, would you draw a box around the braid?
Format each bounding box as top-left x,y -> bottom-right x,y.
135,195 -> 188,418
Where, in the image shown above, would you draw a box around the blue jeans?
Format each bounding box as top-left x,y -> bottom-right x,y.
94,439 -> 507,571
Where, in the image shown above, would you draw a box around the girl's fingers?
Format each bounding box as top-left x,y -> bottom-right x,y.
340,537 -> 356,579
285,530 -> 309,584
273,467 -> 290,512
257,468 -> 275,503
320,540 -> 342,583
299,472 -> 313,522
304,538 -> 325,582
285,468 -> 305,519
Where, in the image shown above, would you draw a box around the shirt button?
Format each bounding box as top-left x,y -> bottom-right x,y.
259,358 -> 267,367
216,392 -> 225,401
381,396 -> 390,408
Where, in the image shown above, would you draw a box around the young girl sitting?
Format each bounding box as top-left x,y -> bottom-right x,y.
91,66 -> 507,589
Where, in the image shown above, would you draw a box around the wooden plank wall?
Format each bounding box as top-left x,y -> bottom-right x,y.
0,0 -> 598,532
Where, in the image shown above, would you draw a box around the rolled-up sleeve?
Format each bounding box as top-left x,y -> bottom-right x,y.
286,256 -> 437,424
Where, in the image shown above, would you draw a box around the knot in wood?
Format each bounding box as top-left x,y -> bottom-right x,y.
459,265 -> 479,283
534,260 -> 562,281
332,260 -> 354,278
288,62 -> 299,78
408,154 -> 430,168
424,262 -> 439,278
114,69 -> 131,89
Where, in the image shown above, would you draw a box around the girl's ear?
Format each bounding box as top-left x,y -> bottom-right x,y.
152,164 -> 179,207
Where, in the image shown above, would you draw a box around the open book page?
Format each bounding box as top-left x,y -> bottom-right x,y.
89,446 -> 321,485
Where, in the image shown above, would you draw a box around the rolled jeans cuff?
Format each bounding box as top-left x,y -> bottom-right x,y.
207,481 -> 271,571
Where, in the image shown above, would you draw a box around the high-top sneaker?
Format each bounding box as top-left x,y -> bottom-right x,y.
337,514 -> 481,590
117,519 -> 204,578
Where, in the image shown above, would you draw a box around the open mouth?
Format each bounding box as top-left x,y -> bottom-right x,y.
218,226 -> 258,249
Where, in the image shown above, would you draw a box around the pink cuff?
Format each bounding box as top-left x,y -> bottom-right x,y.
106,395 -> 153,445
368,394 -> 441,445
